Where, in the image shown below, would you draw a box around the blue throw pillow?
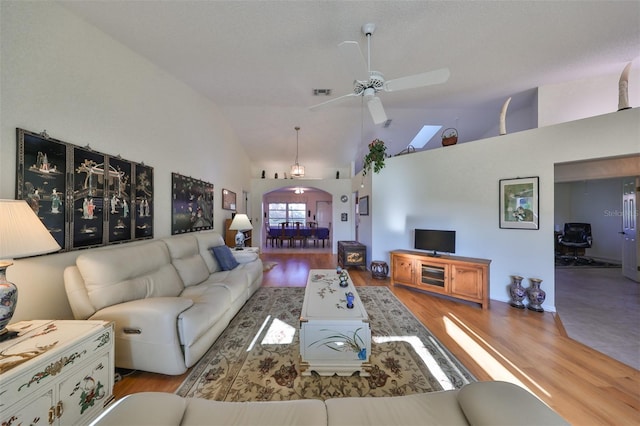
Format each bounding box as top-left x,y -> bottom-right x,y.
210,245 -> 239,271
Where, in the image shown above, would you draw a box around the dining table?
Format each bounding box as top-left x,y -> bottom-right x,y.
267,226 -> 330,247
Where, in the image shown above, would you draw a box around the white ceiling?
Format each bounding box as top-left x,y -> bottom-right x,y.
59,1 -> 640,178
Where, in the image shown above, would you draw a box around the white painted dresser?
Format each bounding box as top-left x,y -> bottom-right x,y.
0,320 -> 114,425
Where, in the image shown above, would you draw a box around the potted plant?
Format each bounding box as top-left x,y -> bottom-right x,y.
362,139 -> 387,175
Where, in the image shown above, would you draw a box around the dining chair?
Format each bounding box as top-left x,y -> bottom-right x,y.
265,224 -> 275,247
307,222 -> 318,247
277,222 -> 292,247
292,222 -> 306,248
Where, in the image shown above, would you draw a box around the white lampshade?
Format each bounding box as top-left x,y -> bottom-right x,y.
0,200 -> 61,261
229,214 -> 253,231
0,199 -> 61,337
229,214 -> 252,249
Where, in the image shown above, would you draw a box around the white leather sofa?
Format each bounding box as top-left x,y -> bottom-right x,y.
91,381 -> 569,426
64,231 -> 262,375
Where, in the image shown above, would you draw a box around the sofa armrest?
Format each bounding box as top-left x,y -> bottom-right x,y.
90,297 -> 193,342
232,250 -> 259,264
90,392 -> 187,426
457,381 -> 569,426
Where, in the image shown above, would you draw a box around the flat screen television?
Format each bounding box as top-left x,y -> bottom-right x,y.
414,229 -> 456,256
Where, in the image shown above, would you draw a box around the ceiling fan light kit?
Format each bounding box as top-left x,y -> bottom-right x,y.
309,22 -> 450,126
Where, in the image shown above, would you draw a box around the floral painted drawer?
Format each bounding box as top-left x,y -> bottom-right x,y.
0,320 -> 114,425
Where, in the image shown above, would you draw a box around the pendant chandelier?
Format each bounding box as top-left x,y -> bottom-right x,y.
290,126 -> 305,178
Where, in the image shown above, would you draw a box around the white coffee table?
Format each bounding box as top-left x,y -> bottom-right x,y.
299,269 -> 371,376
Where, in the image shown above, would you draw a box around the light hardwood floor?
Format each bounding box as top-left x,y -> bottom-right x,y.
114,252 -> 639,425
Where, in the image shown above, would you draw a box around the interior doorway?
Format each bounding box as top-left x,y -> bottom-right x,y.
554,160 -> 639,368
316,200 -> 331,229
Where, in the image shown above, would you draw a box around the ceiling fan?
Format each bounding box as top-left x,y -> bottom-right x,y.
310,23 -> 450,125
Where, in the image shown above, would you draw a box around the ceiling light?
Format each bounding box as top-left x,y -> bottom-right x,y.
410,125 -> 442,149
294,187 -> 304,194
290,126 -> 305,178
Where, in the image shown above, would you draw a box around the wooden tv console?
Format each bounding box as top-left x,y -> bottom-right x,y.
390,250 -> 491,309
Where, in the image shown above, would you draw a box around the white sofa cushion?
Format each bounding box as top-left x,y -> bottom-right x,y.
182,398 -> 328,426
233,250 -> 259,263
205,270 -> 250,301
325,391 -> 468,426
77,241 -> 184,311
194,231 -> 226,273
163,234 -> 210,287
178,285 -> 231,346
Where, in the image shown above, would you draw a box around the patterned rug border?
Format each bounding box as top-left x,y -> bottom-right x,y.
176,286 -> 475,401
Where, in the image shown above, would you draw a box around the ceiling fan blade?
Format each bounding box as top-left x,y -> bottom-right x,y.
383,67 -> 450,92
338,41 -> 369,81
309,92 -> 358,111
367,96 -> 387,125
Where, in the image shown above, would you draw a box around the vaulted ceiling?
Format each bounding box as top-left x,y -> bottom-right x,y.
60,1 -> 639,178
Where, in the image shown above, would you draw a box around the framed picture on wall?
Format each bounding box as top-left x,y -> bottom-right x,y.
107,156 -> 133,244
16,128 -> 154,250
71,146 -> 106,249
16,129 -> 69,250
171,173 -> 214,234
222,189 -> 236,210
359,196 -> 369,216
499,176 -> 539,229
134,162 -> 154,239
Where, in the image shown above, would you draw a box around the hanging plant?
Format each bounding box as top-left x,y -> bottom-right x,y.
362,139 -> 387,176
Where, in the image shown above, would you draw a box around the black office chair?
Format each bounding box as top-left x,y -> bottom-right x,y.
558,223 -> 593,264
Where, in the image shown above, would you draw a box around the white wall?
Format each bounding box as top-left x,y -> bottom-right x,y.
1,2 -> 251,321
538,67 -> 640,126
370,109 -> 639,311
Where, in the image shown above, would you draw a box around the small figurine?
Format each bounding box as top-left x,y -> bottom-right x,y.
339,270 -> 349,287
346,292 -> 355,309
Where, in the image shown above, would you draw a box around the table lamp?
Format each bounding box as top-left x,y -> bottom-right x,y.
229,214 -> 253,249
0,200 -> 61,338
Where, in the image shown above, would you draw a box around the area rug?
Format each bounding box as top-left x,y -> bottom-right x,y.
262,261 -> 278,272
176,287 -> 474,401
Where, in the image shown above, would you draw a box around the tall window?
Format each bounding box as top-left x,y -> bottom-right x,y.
268,202 -> 306,227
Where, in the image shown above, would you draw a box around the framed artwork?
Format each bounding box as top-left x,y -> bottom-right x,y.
499,176 -> 539,230
16,128 -> 153,251
72,146 -> 106,249
222,189 -> 236,210
106,156 -> 133,244
171,173 -> 214,234
359,196 -> 369,216
16,129 -> 69,249
134,162 -> 154,239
